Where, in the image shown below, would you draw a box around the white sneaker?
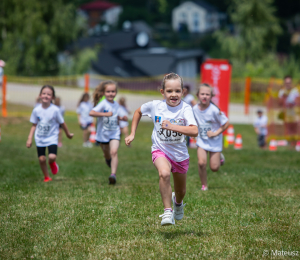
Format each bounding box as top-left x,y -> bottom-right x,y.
159,210 -> 175,226
82,142 -> 87,147
172,192 -> 186,221
220,153 -> 225,166
86,141 -> 93,148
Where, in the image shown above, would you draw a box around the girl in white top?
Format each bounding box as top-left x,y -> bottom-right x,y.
193,83 -> 229,191
125,73 -> 198,226
26,85 -> 74,182
76,93 -> 94,148
89,81 -> 127,185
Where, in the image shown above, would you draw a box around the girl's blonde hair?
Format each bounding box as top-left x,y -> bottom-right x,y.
77,93 -> 90,107
197,83 -> 221,115
118,97 -> 126,107
93,80 -> 118,106
161,72 -> 183,90
54,97 -> 61,106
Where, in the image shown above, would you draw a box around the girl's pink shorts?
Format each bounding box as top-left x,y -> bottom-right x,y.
151,150 -> 189,174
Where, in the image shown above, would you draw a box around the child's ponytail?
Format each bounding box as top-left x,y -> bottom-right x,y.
77,93 -> 90,107
93,80 -> 118,106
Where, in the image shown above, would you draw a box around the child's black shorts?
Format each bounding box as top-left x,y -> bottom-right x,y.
36,145 -> 58,157
257,135 -> 266,147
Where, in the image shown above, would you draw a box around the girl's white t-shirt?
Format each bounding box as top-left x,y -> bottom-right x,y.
76,101 -> 93,125
193,103 -> 228,152
30,103 -> 64,147
141,100 -> 197,162
119,105 -> 129,128
92,99 -> 121,142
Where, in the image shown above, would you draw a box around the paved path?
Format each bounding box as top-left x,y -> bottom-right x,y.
5,83 -> 266,124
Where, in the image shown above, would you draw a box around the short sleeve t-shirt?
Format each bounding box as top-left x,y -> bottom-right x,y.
193,103 -> 228,152
278,88 -> 299,105
253,115 -> 268,136
30,103 -> 64,147
141,100 -> 197,162
92,99 -> 121,142
76,101 -> 93,125
183,94 -> 195,107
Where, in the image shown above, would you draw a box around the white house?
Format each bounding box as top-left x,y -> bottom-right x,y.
172,0 -> 226,33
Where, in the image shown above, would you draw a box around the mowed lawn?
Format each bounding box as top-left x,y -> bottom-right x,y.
0,110 -> 299,259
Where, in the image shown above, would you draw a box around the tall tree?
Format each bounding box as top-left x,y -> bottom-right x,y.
214,0 -> 282,63
0,0 -> 81,76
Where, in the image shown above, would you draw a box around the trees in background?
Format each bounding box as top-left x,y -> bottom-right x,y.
0,0 -> 85,76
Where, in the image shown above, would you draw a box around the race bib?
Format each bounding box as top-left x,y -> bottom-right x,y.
155,118 -> 185,144
199,123 -> 212,139
103,115 -> 118,130
37,122 -> 51,136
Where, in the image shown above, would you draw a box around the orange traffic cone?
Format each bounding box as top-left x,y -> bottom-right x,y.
189,137 -> 197,149
227,125 -> 235,145
89,123 -> 96,143
234,134 -> 242,150
269,139 -> 277,151
295,141 -> 300,152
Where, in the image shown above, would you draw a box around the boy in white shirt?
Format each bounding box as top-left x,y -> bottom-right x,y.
253,109 -> 268,149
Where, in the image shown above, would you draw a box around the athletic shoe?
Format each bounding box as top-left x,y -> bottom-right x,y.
49,162 -> 59,175
82,142 -> 87,147
159,210 -> 175,226
44,177 -> 52,182
105,159 -> 111,168
109,174 -> 116,184
201,185 -> 208,191
220,153 -> 225,166
172,192 -> 186,221
58,142 -> 62,148
86,141 -> 93,148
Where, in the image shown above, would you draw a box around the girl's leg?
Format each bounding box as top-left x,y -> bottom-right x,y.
121,126 -> 129,139
209,152 -> 220,172
109,140 -> 120,175
83,129 -> 88,143
48,153 -> 57,164
172,172 -> 186,204
197,147 -> 208,187
100,143 -> 111,160
85,127 -> 91,142
154,157 -> 172,208
39,156 -> 50,179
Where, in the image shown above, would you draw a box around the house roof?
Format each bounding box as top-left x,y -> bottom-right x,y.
193,0 -> 218,12
80,0 -> 118,11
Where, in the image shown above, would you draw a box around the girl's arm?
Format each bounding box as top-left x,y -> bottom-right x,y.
161,120 -> 198,137
77,114 -> 81,124
26,124 -> 37,148
118,115 -> 128,121
61,122 -> 74,139
125,107 -> 142,146
89,110 -> 113,117
207,121 -> 230,138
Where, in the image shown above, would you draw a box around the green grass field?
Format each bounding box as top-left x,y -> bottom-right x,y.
0,111 -> 299,259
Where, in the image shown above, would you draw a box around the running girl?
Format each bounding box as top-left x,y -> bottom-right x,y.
193,83 -> 229,191
26,85 -> 73,182
125,73 -> 198,226
77,93 -> 94,147
89,81 -> 127,184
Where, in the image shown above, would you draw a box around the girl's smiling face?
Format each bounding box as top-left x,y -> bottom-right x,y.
40,87 -> 54,105
105,84 -> 117,103
198,86 -> 212,107
161,79 -> 183,107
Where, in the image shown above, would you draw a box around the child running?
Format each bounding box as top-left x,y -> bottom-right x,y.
89,81 -> 127,184
125,73 -> 198,226
26,85 -> 74,182
118,97 -> 130,143
77,93 -> 94,147
193,83 -> 229,191
54,97 -> 65,147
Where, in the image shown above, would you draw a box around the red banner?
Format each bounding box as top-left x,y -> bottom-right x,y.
200,59 -> 232,117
